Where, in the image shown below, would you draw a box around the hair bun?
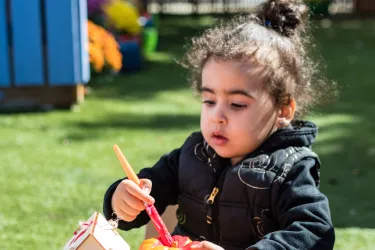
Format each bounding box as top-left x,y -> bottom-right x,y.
257,0 -> 308,37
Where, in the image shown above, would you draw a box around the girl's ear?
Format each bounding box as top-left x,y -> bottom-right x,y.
276,98 -> 296,128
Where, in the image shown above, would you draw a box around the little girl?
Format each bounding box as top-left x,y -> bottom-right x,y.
103,0 -> 335,249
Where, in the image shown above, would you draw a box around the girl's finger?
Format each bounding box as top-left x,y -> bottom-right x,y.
122,191 -> 146,211
126,180 -> 155,204
140,179 -> 152,194
191,241 -> 224,250
119,199 -> 141,216
114,206 -> 137,222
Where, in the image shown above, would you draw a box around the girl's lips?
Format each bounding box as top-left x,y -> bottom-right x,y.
211,134 -> 229,146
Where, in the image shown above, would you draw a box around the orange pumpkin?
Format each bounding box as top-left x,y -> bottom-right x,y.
140,235 -> 199,250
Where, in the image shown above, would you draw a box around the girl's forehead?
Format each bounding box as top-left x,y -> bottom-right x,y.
202,58 -> 265,90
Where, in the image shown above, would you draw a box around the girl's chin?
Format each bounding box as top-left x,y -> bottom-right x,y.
211,147 -> 246,163
211,147 -> 237,159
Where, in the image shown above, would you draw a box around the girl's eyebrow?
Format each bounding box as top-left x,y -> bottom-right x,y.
200,87 -> 215,94
226,89 -> 255,99
200,86 -> 254,99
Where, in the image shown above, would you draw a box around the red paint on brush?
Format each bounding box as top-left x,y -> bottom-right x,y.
145,204 -> 174,247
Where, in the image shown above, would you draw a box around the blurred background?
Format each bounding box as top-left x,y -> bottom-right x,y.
0,0 -> 374,249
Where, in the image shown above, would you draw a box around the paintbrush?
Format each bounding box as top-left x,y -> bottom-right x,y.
113,144 -> 174,247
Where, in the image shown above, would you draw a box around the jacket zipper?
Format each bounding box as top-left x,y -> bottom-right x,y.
204,149 -> 265,243
205,165 -> 231,244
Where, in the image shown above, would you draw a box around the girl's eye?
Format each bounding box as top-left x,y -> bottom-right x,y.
231,103 -> 247,109
203,100 -> 215,106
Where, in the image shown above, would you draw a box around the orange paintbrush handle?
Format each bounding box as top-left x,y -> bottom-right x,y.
113,144 -> 141,186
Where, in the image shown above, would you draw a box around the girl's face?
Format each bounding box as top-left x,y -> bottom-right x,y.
200,58 -> 278,165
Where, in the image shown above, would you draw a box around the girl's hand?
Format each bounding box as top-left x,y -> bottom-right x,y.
191,241 -> 224,250
111,178 -> 154,222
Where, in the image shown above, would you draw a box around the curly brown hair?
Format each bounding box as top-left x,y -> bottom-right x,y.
181,0 -> 334,118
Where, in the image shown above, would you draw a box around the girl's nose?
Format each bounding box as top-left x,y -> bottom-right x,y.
212,106 -> 227,125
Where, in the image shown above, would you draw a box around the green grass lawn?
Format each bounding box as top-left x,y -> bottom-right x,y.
1,16 -> 375,249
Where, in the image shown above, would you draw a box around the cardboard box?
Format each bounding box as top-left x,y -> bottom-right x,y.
64,211 -> 130,250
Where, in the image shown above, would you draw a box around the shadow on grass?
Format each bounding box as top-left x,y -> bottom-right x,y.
64,112 -> 200,141
89,61 -> 189,101
75,113 -> 200,130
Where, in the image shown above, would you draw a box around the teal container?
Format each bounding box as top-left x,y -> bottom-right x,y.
142,27 -> 158,56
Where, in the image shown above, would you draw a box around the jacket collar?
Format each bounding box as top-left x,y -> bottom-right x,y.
196,120 -> 318,169
253,120 -> 318,156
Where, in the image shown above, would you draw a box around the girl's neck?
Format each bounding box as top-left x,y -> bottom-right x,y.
231,156 -> 244,166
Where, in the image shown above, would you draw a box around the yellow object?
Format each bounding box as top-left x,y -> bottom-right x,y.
206,187 -> 219,204
103,0 -> 141,35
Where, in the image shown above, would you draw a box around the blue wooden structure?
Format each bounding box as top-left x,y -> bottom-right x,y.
0,0 -> 90,109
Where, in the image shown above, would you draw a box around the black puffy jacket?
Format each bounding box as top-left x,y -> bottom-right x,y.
103,121 -> 335,250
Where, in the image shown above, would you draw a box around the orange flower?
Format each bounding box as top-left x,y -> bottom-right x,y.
89,42 -> 105,72
88,20 -> 122,73
102,33 -> 122,72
